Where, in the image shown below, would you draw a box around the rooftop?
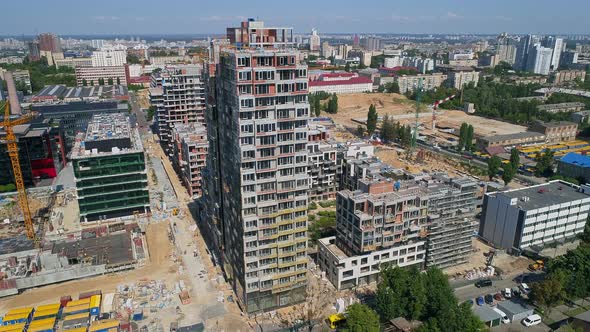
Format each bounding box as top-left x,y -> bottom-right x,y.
537,103 -> 585,110
560,152 -> 590,168
534,120 -> 577,128
309,77 -> 372,87
480,131 -> 545,143
33,85 -> 128,101
497,300 -> 533,315
472,306 -> 502,322
70,113 -> 143,159
491,180 -> 590,211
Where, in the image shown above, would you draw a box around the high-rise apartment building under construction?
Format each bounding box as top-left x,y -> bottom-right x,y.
202,19 -> 310,313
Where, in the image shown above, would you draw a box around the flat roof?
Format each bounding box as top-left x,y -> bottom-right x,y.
492,180 -> 590,211
473,306 -> 502,322
497,300 -> 533,315
481,131 -> 545,143
560,152 -> 590,168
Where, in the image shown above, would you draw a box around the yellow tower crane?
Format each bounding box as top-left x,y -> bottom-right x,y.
1,102 -> 37,240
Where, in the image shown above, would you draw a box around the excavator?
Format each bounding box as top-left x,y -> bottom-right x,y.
1,101 -> 37,242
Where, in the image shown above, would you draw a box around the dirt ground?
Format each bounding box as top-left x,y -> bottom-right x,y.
329,93 -> 415,129
445,239 -> 532,279
435,110 -> 528,138
135,89 -> 151,109
0,222 -> 174,312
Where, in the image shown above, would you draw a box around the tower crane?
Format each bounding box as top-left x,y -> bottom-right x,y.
1,102 -> 37,241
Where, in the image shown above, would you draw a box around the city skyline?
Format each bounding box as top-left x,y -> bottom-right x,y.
1,0 -> 589,36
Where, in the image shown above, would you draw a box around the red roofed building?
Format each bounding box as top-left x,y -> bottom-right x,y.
309,72 -> 373,94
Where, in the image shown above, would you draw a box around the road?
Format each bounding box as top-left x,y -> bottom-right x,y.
128,91 -> 251,331
454,278 -> 519,302
418,143 -> 546,185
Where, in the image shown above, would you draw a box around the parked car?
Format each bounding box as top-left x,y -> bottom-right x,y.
493,308 -> 510,324
464,299 -> 474,307
522,314 -> 542,327
520,283 -> 531,294
504,288 -> 512,299
494,292 -> 503,301
511,287 -> 520,297
475,279 -> 493,288
476,296 -> 485,306
485,294 -> 494,304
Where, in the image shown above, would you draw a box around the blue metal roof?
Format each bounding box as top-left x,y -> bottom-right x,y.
560,152 -> 590,168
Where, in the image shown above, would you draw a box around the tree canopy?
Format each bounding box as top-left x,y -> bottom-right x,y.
366,104 -> 378,136
343,303 -> 380,332
487,155 -> 501,181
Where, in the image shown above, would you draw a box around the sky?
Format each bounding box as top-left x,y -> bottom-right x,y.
0,0 -> 588,36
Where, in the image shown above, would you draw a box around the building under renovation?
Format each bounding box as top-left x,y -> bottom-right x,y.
71,113 -> 149,222
149,65 -> 206,156
307,125 -> 342,201
171,122 -> 208,199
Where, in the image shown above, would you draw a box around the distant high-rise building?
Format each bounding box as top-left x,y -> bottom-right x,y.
514,34 -> 539,71
361,37 -> 381,51
27,41 -> 40,61
353,34 -> 360,47
91,39 -> 106,49
526,45 -> 553,75
542,36 -> 564,71
495,33 -> 517,65
38,33 -> 61,53
92,46 -> 127,67
560,50 -> 579,67
309,28 -> 320,52
202,19 -> 310,313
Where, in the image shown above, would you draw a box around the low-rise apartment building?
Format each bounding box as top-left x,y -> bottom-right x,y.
394,73 -> 447,94
479,180 -> 590,254
552,70 -> 586,85
476,132 -> 547,149
309,73 -> 371,94
537,103 -> 585,114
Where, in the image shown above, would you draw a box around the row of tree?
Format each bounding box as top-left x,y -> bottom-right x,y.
487,148 -> 520,185
309,92 -> 338,116
363,105 -> 412,147
529,224 -> 590,315
457,123 -> 474,152
0,58 -> 75,92
377,82 -> 400,94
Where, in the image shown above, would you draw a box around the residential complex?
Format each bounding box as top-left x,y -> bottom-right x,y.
552,69 -> 586,85
149,65 -> 206,155
307,125 -> 341,201
394,73 -> 447,94
479,181 -> 589,254
317,171 -> 479,289
71,113 -> 150,222
171,122 -> 208,199
202,23 -> 310,311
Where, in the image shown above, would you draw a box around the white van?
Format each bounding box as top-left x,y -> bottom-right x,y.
522,314 -> 542,327
493,308 -> 510,324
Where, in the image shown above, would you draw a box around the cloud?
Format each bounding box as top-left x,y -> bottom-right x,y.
93,16 -> 120,22
443,11 -> 463,20
495,15 -> 513,21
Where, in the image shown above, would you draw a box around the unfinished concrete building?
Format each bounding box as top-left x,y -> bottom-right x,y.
71,113 -> 149,222
149,65 -> 206,156
318,174 -> 479,289
171,122 -> 208,199
423,174 -> 479,269
205,29 -> 310,312
307,125 -> 341,201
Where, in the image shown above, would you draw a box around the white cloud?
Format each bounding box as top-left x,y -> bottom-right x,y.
93,16 -> 120,22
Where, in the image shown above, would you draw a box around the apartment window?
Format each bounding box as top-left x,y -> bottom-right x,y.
240,111 -> 253,119
241,124 -> 254,133
238,71 -> 252,81
240,137 -> 254,145
296,108 -> 308,117
259,136 -> 276,146
243,196 -> 256,205
242,150 -> 255,159
296,69 -> 307,78
237,56 -> 250,67
239,85 -> 252,94
255,84 -> 270,95
257,123 -> 276,133
255,71 -> 275,80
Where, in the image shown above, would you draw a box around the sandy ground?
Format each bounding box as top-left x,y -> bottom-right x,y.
435,110 -> 528,138
328,93 -> 415,129
0,222 -> 173,312
445,239 -> 532,278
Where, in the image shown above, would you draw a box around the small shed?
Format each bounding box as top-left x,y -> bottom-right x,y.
497,300 -> 534,322
571,310 -> 590,331
473,306 -> 502,328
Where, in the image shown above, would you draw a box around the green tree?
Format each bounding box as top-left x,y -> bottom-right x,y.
510,148 -> 520,169
116,77 -> 121,85
107,77 -> 114,85
98,78 -> 105,86
535,150 -> 555,177
366,104 -> 378,136
487,155 -> 502,180
82,79 -> 87,87
458,123 -> 468,151
381,115 -> 396,142
126,54 -> 141,64
90,80 -> 94,86
314,97 -> 321,117
385,82 -> 400,93
356,125 -> 365,137
502,163 -> 516,185
343,303 -> 380,332
530,276 -> 565,315
344,62 -> 351,72
465,124 -> 474,151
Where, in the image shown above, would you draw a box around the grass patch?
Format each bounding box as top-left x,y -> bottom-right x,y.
318,200 -> 336,208
565,306 -> 590,317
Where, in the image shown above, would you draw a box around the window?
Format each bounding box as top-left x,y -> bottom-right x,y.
238,71 -> 252,81
240,98 -> 254,108
237,56 -> 250,67
239,85 -> 252,94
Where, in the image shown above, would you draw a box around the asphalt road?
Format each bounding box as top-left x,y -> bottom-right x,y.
454,278 -> 519,302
